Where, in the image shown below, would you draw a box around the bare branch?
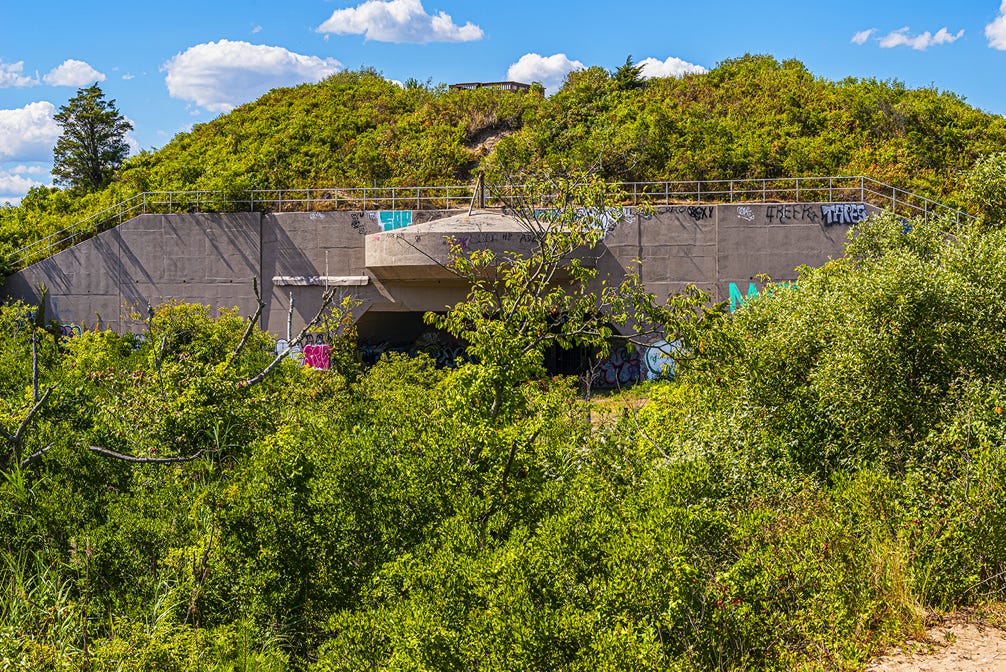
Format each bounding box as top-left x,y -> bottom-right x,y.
31,330 -> 39,403
88,445 -> 216,464
500,430 -> 538,496
153,334 -> 169,371
225,277 -> 265,370
12,386 -> 53,444
20,442 -> 56,468
240,287 -> 339,389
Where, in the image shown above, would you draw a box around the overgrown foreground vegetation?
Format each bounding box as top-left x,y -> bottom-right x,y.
4,205 -> 1006,669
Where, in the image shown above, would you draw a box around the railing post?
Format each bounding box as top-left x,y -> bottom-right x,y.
796,177 -> 800,202
417,187 -> 420,210
861,176 -> 864,203
697,181 -> 701,204
729,181 -> 734,203
829,177 -> 833,203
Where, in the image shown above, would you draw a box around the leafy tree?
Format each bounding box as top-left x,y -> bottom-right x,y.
52,84 -> 133,193
961,152 -> 1006,224
426,173 -> 677,419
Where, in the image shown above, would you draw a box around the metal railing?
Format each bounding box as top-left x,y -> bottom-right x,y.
9,176 -> 973,271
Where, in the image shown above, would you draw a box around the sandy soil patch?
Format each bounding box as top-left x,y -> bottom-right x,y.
868,616 -> 1006,671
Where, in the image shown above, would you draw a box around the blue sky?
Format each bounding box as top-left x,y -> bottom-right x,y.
2,0 -> 1005,202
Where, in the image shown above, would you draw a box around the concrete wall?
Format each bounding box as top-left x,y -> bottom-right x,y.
5,213 -> 262,332
602,202 -> 875,302
3,202 -> 877,337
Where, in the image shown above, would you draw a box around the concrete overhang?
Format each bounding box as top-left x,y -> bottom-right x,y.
365,209 -> 601,281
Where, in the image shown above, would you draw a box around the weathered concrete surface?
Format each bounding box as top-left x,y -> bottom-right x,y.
3,202 -> 878,338
5,213 -> 262,332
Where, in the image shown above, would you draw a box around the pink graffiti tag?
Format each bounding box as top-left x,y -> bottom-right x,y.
303,344 -> 331,370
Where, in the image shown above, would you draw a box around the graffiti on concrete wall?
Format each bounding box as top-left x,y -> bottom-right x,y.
736,206 -> 755,222
276,338 -> 333,370
350,212 -> 377,234
728,281 -> 798,311
669,205 -> 714,221
301,332 -> 333,346
303,344 -> 331,370
60,324 -> 82,338
820,203 -> 867,226
531,207 -> 621,234
644,339 -> 681,380
593,346 -> 643,388
361,340 -> 472,368
766,204 -> 820,224
379,211 -> 413,231
275,339 -> 302,363
729,282 -> 760,312
361,342 -> 409,366
417,343 -> 469,368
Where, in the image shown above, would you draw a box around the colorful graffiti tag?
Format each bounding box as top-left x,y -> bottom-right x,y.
644,339 -> 680,380
378,211 -> 413,231
728,282 -> 760,311
361,341 -> 472,368
593,346 -> 643,388
820,203 -> 867,226
303,344 -> 331,370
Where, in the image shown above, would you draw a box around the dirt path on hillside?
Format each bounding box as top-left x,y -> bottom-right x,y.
867,616 -> 1006,671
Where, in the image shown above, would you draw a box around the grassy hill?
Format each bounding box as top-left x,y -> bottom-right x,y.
3,54 -> 1006,262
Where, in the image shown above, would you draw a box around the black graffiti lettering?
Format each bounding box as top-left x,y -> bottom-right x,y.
350,212 -> 367,234
766,204 -> 820,224
669,205 -> 713,221
820,204 -> 867,226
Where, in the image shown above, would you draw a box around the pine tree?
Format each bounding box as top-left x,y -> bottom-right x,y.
52,84 -> 133,193
613,55 -> 644,90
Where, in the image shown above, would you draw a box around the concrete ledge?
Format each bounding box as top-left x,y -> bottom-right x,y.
272,275 -> 370,287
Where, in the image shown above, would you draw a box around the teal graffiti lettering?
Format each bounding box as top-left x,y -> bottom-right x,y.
728,282 -> 759,311
379,210 -> 413,231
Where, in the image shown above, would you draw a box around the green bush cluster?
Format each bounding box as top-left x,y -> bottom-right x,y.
7,205 -> 1006,668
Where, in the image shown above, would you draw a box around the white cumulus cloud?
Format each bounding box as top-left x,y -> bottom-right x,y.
0,168 -> 45,204
637,56 -> 707,79
318,0 -> 483,43
0,60 -> 37,88
162,40 -> 342,113
851,28 -> 876,45
506,53 -> 585,95
987,1 -> 1006,49
0,102 -> 60,161
43,59 -> 106,86
877,26 -> 964,50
